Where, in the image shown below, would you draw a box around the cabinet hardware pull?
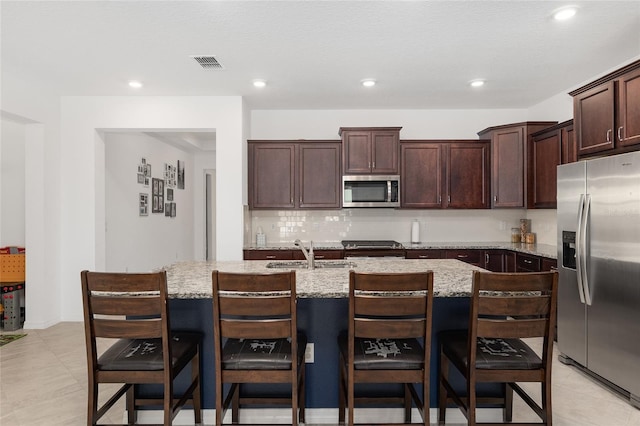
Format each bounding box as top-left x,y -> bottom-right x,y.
524,259 -> 532,264
266,255 -> 276,259
419,255 -> 428,259
618,126 -> 624,141
290,197 -> 293,204
439,196 -> 442,203
458,254 -> 468,258
315,255 -> 324,259
494,195 -> 497,202
606,129 -> 612,143
448,195 -> 451,203
485,253 -> 489,263
372,161 -> 375,169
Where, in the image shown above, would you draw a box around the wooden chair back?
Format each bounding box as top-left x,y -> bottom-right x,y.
81,271 -> 171,373
468,270 -> 558,371
350,271 -> 433,341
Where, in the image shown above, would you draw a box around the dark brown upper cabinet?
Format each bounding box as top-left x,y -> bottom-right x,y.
478,122 -> 557,209
529,120 -> 575,209
248,140 -> 341,210
400,140 -> 490,209
340,127 -> 401,174
571,60 -> 640,158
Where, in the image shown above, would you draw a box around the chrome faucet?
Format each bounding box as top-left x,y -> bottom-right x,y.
294,239 -> 314,269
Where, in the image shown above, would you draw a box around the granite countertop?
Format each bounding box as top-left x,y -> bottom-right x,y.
244,241 -> 557,259
163,258 -> 484,300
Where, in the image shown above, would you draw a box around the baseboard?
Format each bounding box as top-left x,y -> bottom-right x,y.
132,406 -> 504,424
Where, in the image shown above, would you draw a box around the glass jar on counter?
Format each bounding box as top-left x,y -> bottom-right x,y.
511,228 -> 521,243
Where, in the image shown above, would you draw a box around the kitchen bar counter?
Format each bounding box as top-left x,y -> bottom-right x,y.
244,241 -> 557,259
163,258 -> 483,299
162,258 -> 501,412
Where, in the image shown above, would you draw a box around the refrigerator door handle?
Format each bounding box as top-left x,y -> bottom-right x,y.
582,194 -> 593,306
576,194 -> 586,304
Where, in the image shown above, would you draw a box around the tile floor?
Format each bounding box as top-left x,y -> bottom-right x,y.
1,322 -> 640,425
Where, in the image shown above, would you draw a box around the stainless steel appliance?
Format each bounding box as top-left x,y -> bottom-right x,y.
557,151 -> 640,407
342,175 -> 400,208
341,240 -> 404,257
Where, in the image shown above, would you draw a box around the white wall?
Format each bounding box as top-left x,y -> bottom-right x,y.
104,132 -> 195,272
1,118 -> 26,246
2,69 -> 63,329
59,96 -> 244,322
251,109 -> 527,140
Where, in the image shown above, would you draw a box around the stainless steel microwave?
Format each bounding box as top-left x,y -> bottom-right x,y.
342,175 -> 400,208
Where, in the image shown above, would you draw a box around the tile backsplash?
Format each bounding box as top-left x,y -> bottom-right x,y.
248,208 -> 557,246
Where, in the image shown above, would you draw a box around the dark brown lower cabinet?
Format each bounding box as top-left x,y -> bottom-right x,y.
483,250 -> 505,272
405,249 -> 443,259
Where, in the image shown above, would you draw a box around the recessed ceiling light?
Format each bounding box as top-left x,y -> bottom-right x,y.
553,6 -> 578,21
128,80 -> 143,89
361,79 -> 376,87
469,79 -> 485,88
253,79 -> 267,88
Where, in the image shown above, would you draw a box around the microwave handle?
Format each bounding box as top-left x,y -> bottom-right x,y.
387,180 -> 392,202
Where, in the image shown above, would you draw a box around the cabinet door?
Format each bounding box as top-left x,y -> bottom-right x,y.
531,131 -> 560,208
541,257 -> 557,272
561,124 -> 576,164
371,131 -> 399,174
445,249 -> 482,267
343,131 -> 372,174
446,143 -> 490,208
618,68 -> 640,147
574,81 -> 615,156
484,250 -> 505,272
299,143 -> 341,209
400,143 -> 443,208
250,144 -> 295,209
405,249 -> 443,259
492,127 -> 525,208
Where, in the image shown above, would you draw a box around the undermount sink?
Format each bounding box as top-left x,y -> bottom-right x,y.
266,260 -> 357,269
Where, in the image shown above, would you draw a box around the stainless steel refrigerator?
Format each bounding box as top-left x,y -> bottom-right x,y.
557,151 -> 640,407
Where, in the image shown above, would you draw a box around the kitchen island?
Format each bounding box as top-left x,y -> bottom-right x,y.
161,259 -> 488,416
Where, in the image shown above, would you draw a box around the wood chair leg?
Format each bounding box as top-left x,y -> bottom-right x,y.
232,383 -> 240,424
404,383 -> 411,422
192,353 -> 202,424
438,350 -> 449,424
542,380 -> 552,425
127,386 -> 135,425
299,365 -> 306,424
504,382 -> 513,422
88,380 -> 98,426
338,357 -> 346,424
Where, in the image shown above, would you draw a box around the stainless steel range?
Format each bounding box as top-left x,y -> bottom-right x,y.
341,240 -> 405,257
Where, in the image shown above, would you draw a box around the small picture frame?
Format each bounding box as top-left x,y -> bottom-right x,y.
137,173 -> 144,184
139,193 -> 149,216
167,188 -> 173,201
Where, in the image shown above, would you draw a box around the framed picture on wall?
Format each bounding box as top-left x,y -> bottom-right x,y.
139,193 -> 149,216
177,160 -> 185,189
167,188 -> 173,201
152,178 -> 164,213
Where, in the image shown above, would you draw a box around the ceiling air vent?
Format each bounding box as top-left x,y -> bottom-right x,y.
191,55 -> 224,70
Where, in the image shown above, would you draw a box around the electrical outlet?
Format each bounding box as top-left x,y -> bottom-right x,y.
305,343 -> 314,363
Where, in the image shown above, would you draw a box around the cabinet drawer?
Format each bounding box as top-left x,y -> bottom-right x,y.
516,253 -> 541,272
243,250 -> 293,260
292,249 -> 344,260
405,249 -> 443,259
445,249 -> 482,266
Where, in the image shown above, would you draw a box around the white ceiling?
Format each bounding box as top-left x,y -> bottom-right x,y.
2,1 -> 640,111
